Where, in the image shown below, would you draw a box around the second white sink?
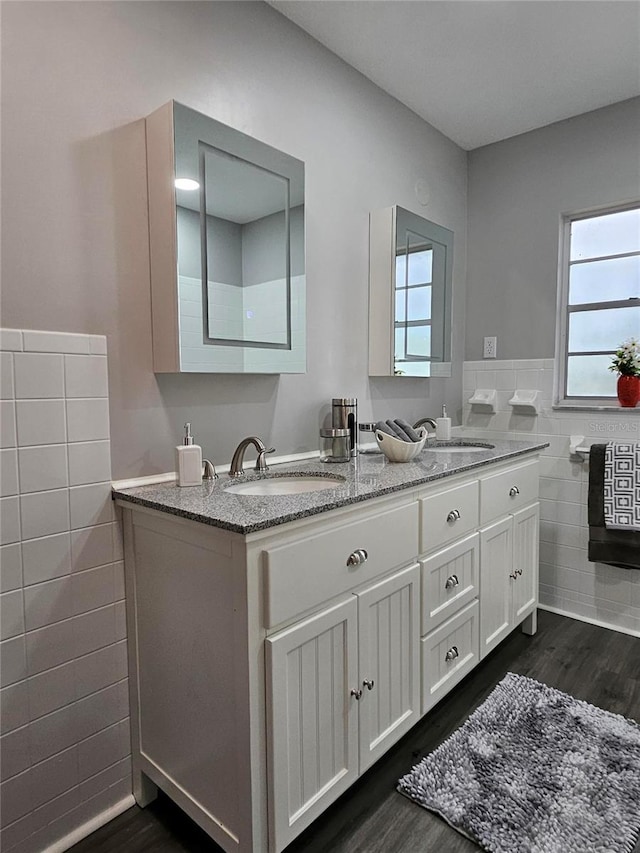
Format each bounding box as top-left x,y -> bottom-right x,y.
226,474 -> 345,496
424,442 -> 495,454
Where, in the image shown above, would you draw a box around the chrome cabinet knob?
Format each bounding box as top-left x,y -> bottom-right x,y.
362,679 -> 375,691
509,486 -> 520,497
446,509 -> 461,522
350,688 -> 363,700
509,568 -> 523,579
445,646 -> 459,662
346,548 -> 368,567
445,574 -> 459,590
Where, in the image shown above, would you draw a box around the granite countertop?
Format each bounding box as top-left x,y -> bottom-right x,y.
112,438 -> 548,536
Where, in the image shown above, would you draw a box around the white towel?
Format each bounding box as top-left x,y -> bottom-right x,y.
603,442 -> 640,531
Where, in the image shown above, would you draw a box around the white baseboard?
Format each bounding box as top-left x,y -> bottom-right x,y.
538,604 -> 640,639
44,795 -> 135,853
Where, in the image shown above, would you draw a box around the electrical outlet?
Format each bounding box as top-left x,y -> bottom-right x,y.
483,336 -> 497,359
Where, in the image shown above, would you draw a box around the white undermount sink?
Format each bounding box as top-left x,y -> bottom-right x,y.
424,442 -> 495,454
225,474 -> 345,496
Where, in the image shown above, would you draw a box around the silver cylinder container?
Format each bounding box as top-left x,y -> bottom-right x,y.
319,428 -> 351,463
331,397 -> 358,457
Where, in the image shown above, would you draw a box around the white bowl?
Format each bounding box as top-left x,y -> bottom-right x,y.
375,427 -> 427,462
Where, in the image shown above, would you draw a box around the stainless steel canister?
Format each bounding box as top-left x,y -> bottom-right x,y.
332,398 -> 358,457
319,428 -> 351,463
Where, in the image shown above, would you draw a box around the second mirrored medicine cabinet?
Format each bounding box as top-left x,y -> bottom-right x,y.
369,205 -> 453,378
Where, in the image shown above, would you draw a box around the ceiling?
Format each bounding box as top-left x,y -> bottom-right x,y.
269,0 -> 640,150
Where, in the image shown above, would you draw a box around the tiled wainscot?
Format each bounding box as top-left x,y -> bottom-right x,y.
0,329 -> 132,853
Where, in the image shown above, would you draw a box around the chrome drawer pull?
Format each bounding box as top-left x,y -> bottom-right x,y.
350,688 -> 363,700
346,548 -> 368,567
446,509 -> 461,522
445,646 -> 459,662
362,679 -> 375,691
509,486 -> 520,497
445,574 -> 459,590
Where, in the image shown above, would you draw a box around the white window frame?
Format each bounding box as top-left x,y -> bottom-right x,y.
553,199 -> 640,409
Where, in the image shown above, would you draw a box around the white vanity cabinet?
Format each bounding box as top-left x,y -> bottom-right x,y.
479,506 -> 539,658
117,450 -> 541,853
417,458 -> 540,711
418,478 -> 481,712
478,459 -> 539,658
266,561 -> 420,851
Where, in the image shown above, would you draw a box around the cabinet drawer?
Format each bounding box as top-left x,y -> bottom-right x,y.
421,533 -> 479,634
421,599 -> 479,714
479,459 -> 539,525
265,503 -> 419,627
419,480 -> 479,554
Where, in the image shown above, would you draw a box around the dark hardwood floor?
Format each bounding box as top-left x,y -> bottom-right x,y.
70,611 -> 640,853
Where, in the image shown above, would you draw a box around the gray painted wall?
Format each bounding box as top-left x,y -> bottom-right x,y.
466,97 -> 640,362
1,1 -> 467,479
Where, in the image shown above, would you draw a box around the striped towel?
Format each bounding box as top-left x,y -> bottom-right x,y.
604,442 -> 640,532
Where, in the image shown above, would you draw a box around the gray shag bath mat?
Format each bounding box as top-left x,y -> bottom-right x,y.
398,673 -> 640,853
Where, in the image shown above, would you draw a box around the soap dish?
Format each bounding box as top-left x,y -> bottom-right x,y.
468,389 -> 497,413
508,390 -> 540,414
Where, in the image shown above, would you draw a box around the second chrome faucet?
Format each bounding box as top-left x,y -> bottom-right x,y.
229,437 -> 276,477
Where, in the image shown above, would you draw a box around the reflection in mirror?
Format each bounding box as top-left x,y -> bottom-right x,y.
146,100 -> 306,373
369,206 -> 453,378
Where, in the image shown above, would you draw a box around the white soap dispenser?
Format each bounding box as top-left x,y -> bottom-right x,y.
436,404 -> 452,441
176,422 -> 203,487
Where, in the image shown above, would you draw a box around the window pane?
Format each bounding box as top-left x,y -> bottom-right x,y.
407,286 -> 431,321
568,306 -> 640,353
570,208 -> 640,261
406,325 -> 430,357
569,255 -> 640,304
394,327 -> 405,359
407,249 -> 432,286
395,256 -> 406,289
566,355 -> 617,397
395,290 -> 406,323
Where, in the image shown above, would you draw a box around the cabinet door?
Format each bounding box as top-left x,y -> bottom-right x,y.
512,503 -> 539,625
356,563 -> 421,772
479,516 -> 512,659
266,597 -> 359,852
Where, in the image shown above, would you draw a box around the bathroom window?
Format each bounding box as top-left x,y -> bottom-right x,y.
555,202 -> 640,405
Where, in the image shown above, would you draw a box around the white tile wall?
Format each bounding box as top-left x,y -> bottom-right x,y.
0,329 -> 131,853
462,358 -> 640,636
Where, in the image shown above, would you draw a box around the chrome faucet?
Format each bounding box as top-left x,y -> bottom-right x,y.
229,436 -> 276,477
413,417 -> 437,432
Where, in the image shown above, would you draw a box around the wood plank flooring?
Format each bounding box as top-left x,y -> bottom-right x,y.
70,611 -> 640,853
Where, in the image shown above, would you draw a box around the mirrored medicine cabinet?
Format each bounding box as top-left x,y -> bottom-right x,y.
369,206 -> 453,378
146,100 -> 306,373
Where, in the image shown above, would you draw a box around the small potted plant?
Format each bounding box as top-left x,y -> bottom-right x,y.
609,337 -> 640,407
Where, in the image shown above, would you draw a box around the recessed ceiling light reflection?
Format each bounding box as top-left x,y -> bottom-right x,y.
174,178 -> 200,191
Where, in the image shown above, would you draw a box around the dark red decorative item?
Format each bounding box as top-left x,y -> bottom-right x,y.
617,374 -> 640,407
